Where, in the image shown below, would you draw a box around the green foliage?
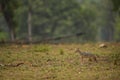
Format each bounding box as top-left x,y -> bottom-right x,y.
32,0 -> 82,36
0,0 -> 20,27
0,32 -> 7,40
17,0 -> 107,41
0,0 -> 21,40
111,0 -> 120,12
1,0 -> 120,42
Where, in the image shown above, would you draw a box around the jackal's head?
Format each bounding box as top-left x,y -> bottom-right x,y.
75,48 -> 81,53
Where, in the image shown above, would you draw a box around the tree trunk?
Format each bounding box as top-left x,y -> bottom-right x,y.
3,14 -> 16,41
28,11 -> 32,42
9,25 -> 16,41
27,1 -> 32,43
1,2 -> 16,42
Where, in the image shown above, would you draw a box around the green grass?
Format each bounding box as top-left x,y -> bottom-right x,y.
0,43 -> 120,80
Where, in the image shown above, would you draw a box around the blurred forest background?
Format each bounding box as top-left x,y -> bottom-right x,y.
0,0 -> 120,43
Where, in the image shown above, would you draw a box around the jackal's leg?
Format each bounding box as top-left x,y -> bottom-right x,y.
93,57 -> 97,62
81,56 -> 84,62
89,58 -> 92,61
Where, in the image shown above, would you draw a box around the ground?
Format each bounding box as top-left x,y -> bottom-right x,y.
0,43 -> 120,80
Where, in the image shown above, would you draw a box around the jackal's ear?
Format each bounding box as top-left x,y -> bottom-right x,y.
74,48 -> 77,51
75,48 -> 79,51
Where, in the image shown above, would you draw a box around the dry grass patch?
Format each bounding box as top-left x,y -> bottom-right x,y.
0,43 -> 120,80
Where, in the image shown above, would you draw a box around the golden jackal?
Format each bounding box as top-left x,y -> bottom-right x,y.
75,48 -> 97,62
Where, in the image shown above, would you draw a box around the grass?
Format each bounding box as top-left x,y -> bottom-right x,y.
0,43 -> 120,80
